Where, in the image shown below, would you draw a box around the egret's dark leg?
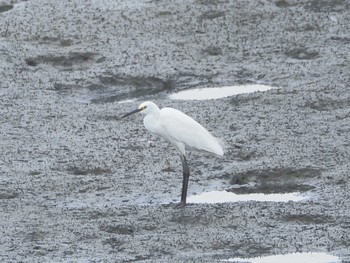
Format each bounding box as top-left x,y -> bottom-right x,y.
180,155 -> 190,205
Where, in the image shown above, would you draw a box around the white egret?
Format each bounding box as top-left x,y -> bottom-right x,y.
122,101 -> 223,205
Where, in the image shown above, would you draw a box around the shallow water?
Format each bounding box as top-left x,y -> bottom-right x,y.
222,252 -> 341,263
117,98 -> 137,104
169,84 -> 275,100
187,190 -> 307,204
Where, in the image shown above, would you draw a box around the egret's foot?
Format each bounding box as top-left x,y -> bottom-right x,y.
175,202 -> 186,209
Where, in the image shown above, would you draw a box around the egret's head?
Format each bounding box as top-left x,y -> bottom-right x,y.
137,101 -> 160,115
122,101 -> 159,118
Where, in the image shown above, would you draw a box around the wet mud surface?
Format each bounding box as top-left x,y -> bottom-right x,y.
0,0 -> 350,262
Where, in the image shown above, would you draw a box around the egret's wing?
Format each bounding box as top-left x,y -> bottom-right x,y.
158,108 -> 223,156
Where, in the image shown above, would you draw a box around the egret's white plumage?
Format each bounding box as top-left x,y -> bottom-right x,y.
122,101 -> 223,204
139,101 -> 223,157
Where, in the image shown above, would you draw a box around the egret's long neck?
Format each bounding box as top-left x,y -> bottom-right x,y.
143,110 -> 160,134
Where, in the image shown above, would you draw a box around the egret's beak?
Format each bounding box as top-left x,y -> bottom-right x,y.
122,108 -> 142,118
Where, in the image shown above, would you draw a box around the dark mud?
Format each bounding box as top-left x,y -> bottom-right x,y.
0,0 -> 350,262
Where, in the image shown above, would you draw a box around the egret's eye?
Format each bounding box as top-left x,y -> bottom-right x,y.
142,106 -> 147,110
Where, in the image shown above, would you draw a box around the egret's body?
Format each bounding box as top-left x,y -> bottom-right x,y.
122,101 -> 223,204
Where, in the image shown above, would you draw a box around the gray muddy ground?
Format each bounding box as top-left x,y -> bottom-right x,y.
0,0 -> 350,262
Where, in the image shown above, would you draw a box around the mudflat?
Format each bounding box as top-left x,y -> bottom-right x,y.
0,0 -> 349,262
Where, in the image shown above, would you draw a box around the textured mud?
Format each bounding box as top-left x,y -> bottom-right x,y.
0,0 -> 350,262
